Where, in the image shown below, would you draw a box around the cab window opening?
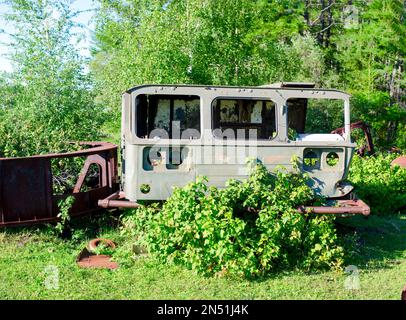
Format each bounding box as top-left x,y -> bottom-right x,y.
135,94 -> 201,139
287,98 -> 344,140
212,98 -> 277,140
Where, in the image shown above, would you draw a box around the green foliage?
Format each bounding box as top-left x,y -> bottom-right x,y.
0,0 -> 104,157
122,161 -> 344,277
284,34 -> 326,86
336,0 -> 405,93
1,0 -> 404,156
350,92 -> 406,150
91,0 -> 305,121
55,195 -> 75,235
348,153 -> 406,215
91,0 -> 405,150
335,0 -> 405,148
305,99 -> 345,133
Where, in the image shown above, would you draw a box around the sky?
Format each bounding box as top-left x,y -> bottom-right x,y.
0,0 -> 98,72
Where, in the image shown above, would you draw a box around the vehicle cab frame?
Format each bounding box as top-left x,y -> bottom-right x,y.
120,83 -> 356,202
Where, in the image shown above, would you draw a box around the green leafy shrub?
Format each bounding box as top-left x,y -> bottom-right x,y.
349,153 -> 406,215
121,161 -> 344,277
55,196 -> 75,235
350,93 -> 406,150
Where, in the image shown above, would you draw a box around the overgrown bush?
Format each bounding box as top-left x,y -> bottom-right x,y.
348,153 -> 406,215
121,161 -> 344,277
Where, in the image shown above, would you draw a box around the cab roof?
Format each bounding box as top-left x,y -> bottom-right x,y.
125,82 -> 349,96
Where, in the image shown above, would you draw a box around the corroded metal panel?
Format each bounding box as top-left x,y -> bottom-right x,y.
0,158 -> 52,224
0,142 -> 118,227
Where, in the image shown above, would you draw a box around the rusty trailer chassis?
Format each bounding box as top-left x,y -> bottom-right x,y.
0,142 -> 118,228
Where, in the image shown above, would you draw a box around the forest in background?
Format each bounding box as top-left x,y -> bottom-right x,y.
0,0 -> 405,156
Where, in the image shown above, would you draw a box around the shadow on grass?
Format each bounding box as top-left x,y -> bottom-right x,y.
244,214 -> 406,284
336,214 -> 406,270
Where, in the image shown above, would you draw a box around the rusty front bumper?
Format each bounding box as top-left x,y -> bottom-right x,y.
298,197 -> 370,216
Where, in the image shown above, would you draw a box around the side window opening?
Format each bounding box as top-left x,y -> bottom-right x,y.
287,98 -> 344,141
135,94 -> 201,139
212,98 -> 276,140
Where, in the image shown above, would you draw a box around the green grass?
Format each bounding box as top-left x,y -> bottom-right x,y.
1,213 -> 406,300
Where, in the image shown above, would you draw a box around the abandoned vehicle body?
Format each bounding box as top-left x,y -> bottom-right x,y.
0,83 -> 370,228
116,83 -> 368,216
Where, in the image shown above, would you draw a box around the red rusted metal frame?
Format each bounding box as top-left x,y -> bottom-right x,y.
77,239 -> 119,269
98,191 -> 141,209
331,121 -> 374,156
0,142 -> 118,228
298,198 -> 370,216
391,156 -> 406,168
